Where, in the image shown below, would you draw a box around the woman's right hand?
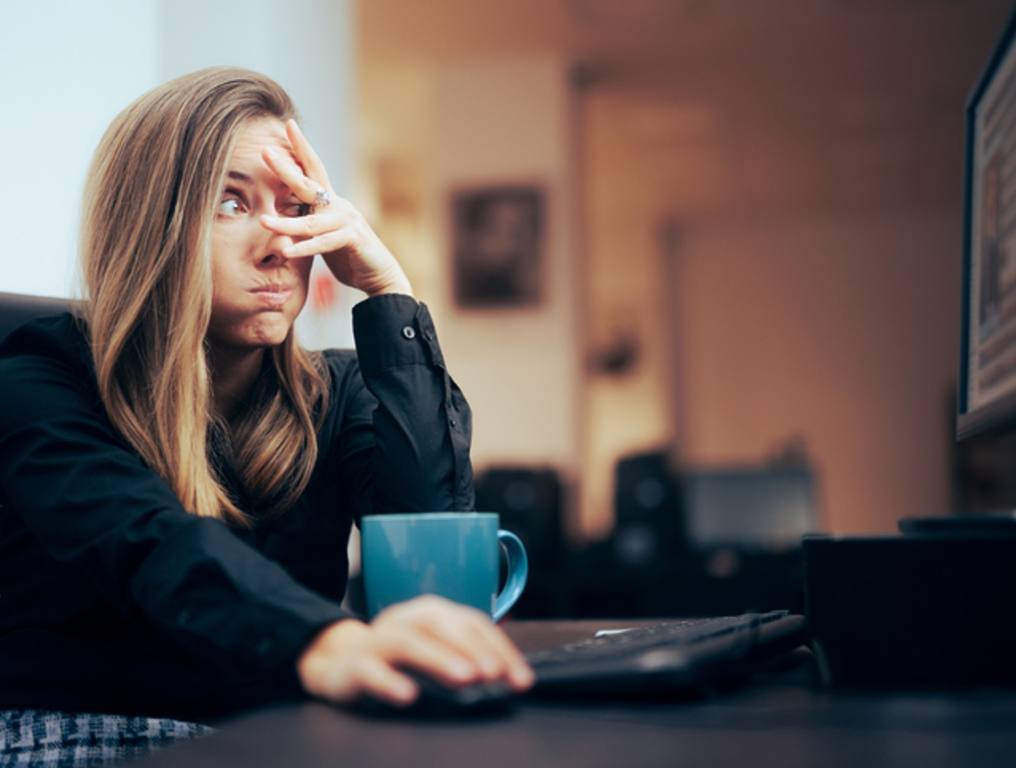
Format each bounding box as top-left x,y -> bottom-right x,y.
295,595 -> 535,706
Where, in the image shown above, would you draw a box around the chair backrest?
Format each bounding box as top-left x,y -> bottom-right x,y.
0,293 -> 79,519
0,292 -> 76,344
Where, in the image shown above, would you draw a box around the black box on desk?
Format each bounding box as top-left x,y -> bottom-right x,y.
803,534 -> 1016,687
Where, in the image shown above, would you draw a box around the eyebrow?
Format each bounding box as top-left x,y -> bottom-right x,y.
225,168 -> 300,200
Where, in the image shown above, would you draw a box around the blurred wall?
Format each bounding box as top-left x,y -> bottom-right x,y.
673,212 -> 959,533
361,57 -> 582,485
575,4 -> 1009,536
0,1 -> 160,298
579,85 -> 966,535
431,58 -> 581,473
583,201 -> 960,536
360,0 -> 1013,539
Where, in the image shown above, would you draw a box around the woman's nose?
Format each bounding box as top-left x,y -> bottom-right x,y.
258,250 -> 288,268
258,229 -> 295,268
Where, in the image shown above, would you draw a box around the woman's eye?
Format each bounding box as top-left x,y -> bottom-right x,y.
217,195 -> 246,217
288,200 -> 311,217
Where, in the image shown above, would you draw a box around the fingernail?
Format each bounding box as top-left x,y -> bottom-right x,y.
513,667 -> 535,689
395,680 -> 418,703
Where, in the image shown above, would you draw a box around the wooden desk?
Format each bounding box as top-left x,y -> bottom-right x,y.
130,621 -> 1016,768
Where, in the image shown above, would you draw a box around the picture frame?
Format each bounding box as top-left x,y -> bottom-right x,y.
451,184 -> 545,308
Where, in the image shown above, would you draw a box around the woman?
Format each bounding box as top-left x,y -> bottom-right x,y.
0,67 -> 532,753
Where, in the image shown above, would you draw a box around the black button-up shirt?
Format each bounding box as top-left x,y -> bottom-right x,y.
0,294 -> 473,721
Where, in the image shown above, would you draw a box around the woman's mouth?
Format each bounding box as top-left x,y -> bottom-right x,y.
251,285 -> 293,307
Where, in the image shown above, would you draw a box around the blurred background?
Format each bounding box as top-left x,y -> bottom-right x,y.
3,0 -> 1014,617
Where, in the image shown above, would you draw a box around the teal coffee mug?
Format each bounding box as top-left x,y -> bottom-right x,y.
360,512 -> 528,621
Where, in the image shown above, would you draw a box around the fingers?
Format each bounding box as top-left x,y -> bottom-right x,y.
263,146 -> 321,203
415,612 -> 500,679
380,597 -> 534,691
417,608 -> 534,690
260,120 -> 332,203
352,656 -> 419,706
382,629 -> 480,688
285,118 -> 331,189
463,614 -> 535,689
259,201 -> 356,260
281,227 -> 354,260
260,209 -> 346,238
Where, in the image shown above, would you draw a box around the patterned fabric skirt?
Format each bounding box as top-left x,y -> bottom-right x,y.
0,709 -> 215,767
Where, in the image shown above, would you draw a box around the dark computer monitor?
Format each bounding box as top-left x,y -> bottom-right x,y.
958,8 -> 1016,441
682,467 -> 818,551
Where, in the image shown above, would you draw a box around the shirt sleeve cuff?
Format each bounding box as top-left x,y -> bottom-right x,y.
352,293 -> 445,374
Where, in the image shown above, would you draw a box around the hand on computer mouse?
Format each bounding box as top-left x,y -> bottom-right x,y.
295,595 -> 534,707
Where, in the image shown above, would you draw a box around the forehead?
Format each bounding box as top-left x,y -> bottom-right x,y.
227,117 -> 298,181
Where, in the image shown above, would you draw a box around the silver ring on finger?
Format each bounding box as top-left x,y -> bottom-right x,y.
311,187 -> 331,212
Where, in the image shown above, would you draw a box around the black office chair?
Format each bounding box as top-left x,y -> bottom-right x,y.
0,291 -> 76,343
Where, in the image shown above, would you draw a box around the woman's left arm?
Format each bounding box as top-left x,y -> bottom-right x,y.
332,293 -> 475,519
260,120 -> 474,518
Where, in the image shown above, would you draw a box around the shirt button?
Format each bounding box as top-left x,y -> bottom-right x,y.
424,330 -> 435,342
401,326 -> 416,340
449,418 -> 458,428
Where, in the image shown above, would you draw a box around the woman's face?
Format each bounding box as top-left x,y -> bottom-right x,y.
207,116 -> 313,351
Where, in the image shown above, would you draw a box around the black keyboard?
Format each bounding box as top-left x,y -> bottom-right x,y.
352,611 -> 805,715
527,611 -> 789,670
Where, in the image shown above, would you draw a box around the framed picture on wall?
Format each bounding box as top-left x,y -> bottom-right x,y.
451,184 -> 545,308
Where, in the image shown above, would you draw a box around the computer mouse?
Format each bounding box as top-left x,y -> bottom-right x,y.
351,670 -> 516,719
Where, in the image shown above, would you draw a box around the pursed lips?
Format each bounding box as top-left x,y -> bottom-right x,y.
250,284 -> 294,306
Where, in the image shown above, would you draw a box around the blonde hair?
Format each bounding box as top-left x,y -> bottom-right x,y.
80,67 -> 330,527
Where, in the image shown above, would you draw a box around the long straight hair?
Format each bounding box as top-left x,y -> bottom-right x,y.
80,67 -> 330,526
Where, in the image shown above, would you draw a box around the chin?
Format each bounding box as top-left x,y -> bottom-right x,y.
227,312 -> 294,348
252,315 -> 295,346
208,303 -> 301,350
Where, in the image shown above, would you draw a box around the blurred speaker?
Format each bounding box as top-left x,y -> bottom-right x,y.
476,467 -> 564,563
475,466 -> 569,617
612,450 -> 684,569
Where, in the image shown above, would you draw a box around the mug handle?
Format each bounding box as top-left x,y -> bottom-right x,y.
492,530 -> 528,622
